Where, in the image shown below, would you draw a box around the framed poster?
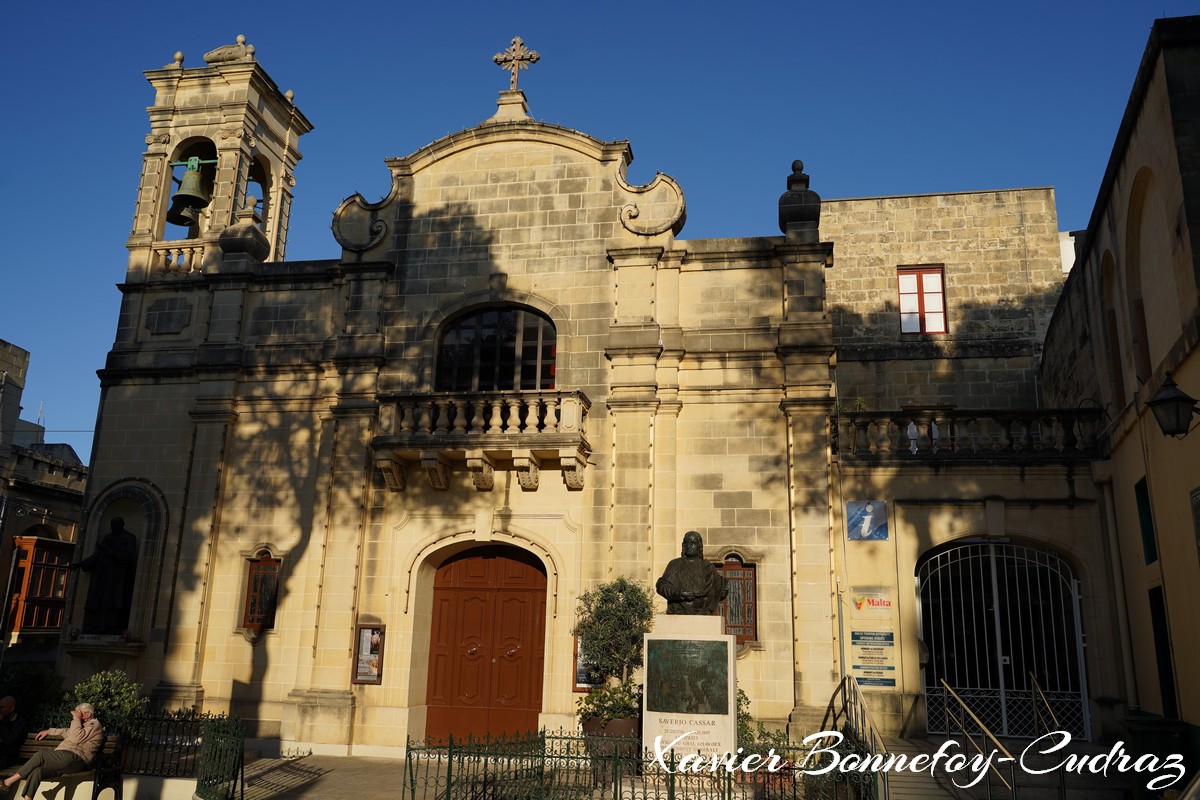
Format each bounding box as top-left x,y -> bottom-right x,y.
847,500 -> 889,541
573,636 -> 599,692
353,624 -> 384,685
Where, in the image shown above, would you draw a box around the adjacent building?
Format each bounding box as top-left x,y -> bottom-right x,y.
0,340 -> 88,664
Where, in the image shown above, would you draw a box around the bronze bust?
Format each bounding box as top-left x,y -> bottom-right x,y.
655,531 -> 728,615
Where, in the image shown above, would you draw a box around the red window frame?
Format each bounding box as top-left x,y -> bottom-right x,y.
242,553 -> 281,632
897,266 -> 947,334
715,555 -> 757,644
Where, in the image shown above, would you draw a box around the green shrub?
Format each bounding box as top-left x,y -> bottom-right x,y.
736,688 -> 790,751
576,680 -> 642,725
64,669 -> 148,743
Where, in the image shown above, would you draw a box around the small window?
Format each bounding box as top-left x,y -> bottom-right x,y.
715,555 -> 757,644
898,266 -> 947,334
242,552 -> 281,632
1134,478 -> 1158,565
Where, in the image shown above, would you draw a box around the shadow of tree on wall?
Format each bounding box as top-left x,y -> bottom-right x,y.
72,195 -> 527,744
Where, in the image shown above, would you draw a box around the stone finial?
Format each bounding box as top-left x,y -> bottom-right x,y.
171,51 -> 184,69
204,34 -> 254,65
218,197 -> 270,262
778,160 -> 821,243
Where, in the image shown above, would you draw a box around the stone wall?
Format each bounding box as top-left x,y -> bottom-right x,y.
823,189 -> 1065,410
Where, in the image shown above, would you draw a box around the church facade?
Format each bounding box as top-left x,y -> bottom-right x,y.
66,22 -> 1199,760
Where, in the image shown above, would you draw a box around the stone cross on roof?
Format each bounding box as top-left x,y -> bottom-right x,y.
493,37 -> 539,91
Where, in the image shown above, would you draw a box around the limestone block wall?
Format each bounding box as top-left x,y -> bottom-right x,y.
823,189 -> 1065,410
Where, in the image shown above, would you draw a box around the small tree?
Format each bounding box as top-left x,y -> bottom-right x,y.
573,577 -> 654,724
573,577 -> 654,685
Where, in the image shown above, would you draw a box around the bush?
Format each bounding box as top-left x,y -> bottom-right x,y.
736,689 -> 790,752
576,680 -> 642,725
63,669 -> 148,743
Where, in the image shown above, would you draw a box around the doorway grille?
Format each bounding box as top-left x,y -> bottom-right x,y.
919,541 -> 1090,739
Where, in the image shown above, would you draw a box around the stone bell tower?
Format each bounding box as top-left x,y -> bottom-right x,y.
125,35 -> 313,280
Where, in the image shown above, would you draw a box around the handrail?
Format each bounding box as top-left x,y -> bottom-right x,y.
940,678 -> 1018,797
815,675 -> 890,800
1029,673 -> 1066,800
1029,672 -> 1062,731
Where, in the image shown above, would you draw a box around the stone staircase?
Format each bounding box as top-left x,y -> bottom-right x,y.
882,737 -> 1141,800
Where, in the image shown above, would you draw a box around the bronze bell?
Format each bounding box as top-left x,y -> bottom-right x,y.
171,167 -> 210,210
165,202 -> 199,228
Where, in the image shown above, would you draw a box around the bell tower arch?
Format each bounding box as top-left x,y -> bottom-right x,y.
126,35 -> 313,278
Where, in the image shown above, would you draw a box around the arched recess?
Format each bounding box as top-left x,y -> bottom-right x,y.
917,538 -> 1090,740
1100,251 -> 1128,410
419,543 -> 548,741
244,155 -> 272,227
1125,167 -> 1181,379
162,138 -> 218,241
84,479 -> 169,637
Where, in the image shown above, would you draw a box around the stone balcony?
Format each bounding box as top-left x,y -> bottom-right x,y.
371,390 -> 592,490
833,408 -> 1106,462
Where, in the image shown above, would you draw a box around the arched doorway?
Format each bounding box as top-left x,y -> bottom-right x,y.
918,540 -> 1090,739
426,545 -> 547,740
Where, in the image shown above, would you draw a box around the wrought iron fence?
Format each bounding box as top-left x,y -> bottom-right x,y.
194,714 -> 245,800
109,710 -> 245,799
402,730 -> 879,800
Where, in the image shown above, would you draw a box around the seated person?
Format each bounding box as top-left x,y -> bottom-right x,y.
0,699 -> 30,766
1,704 -> 102,800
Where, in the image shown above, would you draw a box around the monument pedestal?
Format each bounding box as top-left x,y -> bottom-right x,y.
642,614 -> 737,759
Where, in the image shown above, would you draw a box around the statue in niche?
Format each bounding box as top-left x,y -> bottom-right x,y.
74,517 -> 139,635
655,531 -> 728,615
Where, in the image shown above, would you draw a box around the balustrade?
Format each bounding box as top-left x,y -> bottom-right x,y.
378,390 -> 588,438
834,409 -> 1104,459
153,241 -> 205,273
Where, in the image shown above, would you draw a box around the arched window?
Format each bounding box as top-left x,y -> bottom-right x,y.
436,307 -> 556,392
715,554 -> 757,644
242,550 -> 281,634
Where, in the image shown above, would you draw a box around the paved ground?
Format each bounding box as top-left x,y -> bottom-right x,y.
244,755 -> 408,799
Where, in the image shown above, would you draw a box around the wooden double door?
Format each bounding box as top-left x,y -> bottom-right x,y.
426,546 -> 547,740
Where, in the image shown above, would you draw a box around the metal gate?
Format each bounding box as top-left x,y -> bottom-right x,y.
918,541 -> 1090,739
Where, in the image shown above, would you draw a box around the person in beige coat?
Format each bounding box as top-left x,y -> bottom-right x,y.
0,704 -> 103,800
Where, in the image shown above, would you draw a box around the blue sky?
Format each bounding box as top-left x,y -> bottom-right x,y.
1,2 -> 1195,463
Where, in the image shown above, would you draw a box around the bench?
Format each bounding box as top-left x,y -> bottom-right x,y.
7,734 -> 122,800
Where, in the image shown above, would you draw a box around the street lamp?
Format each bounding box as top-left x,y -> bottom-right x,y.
1146,372 -> 1199,438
